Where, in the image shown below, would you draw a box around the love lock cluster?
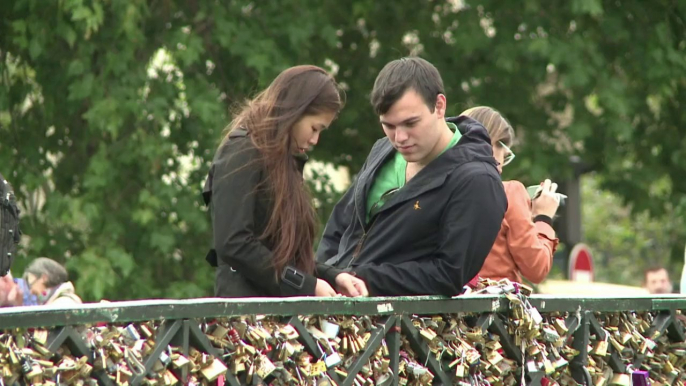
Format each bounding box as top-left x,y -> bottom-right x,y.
203,315 -> 394,385
0,328 -> 97,385
1,282 -> 686,386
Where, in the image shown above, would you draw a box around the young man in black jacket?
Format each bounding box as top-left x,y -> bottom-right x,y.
316,57 -> 507,296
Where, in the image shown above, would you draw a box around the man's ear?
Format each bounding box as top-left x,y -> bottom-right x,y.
435,94 -> 447,119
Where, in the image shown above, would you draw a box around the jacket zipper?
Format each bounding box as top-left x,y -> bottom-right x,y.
348,158 -> 382,268
347,216 -> 378,268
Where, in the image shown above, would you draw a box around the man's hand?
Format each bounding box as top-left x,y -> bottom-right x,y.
314,279 -> 338,297
335,273 -> 369,297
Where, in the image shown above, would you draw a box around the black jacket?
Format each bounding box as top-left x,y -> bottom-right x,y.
0,173 -> 20,277
203,130 -> 342,297
316,116 -> 507,296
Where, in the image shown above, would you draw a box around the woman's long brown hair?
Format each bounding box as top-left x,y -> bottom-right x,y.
222,65 -> 342,276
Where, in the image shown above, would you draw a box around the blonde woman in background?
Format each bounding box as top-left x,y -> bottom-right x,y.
462,106 -> 560,285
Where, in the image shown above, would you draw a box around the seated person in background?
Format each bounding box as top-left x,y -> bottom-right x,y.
23,257 -> 82,306
644,266 -> 673,294
461,106 -> 560,285
316,58 -> 507,296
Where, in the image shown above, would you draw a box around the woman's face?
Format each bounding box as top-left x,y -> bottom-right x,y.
26,273 -> 47,296
492,141 -> 514,174
493,142 -> 505,174
291,111 -> 337,154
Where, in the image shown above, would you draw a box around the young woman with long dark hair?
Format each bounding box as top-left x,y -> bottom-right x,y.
203,65 -> 367,297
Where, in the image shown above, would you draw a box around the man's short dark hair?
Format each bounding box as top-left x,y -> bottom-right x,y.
370,57 -> 445,115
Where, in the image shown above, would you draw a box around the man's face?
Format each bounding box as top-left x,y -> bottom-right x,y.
645,269 -> 672,294
379,89 -> 446,165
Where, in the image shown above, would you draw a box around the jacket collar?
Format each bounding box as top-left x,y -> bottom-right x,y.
354,116 -> 497,225
45,281 -> 79,305
203,129 -> 309,206
229,128 -> 309,167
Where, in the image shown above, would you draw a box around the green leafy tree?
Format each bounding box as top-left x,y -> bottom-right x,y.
2,0 -> 685,300
581,174 -> 681,287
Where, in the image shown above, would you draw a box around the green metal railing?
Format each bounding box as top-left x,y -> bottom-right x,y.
0,295 -> 685,386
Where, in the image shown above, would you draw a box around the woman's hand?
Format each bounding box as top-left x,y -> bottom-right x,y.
314,279 -> 338,297
532,179 -> 560,218
335,273 -> 369,297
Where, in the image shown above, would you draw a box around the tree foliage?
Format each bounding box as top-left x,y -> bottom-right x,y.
1,0 -> 685,300
581,174 -> 682,287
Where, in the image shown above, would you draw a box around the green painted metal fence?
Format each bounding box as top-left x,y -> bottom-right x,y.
0,295 -> 684,386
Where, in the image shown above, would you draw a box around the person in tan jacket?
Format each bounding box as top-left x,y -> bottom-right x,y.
461,107 -> 560,284
23,257 -> 82,306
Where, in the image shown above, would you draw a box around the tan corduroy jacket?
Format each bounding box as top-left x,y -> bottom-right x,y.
45,282 -> 82,306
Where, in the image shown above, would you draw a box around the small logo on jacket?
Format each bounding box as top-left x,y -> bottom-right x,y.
414,201 -> 421,210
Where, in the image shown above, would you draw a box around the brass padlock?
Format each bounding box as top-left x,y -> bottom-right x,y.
594,374 -> 607,386
455,363 -> 466,378
609,373 -> 631,386
553,357 -> 568,370
200,358 -> 227,382
32,330 -> 48,346
310,360 -> 326,377
552,318 -> 568,335
230,358 -> 245,375
542,358 -> 554,375
419,328 -> 437,342
592,334 -> 609,357
161,369 -> 178,386
487,350 -> 503,366
490,362 -> 503,376
609,335 -> 624,353
255,354 -> 276,380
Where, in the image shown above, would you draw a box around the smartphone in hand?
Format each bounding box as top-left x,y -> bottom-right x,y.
526,185 -> 568,204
